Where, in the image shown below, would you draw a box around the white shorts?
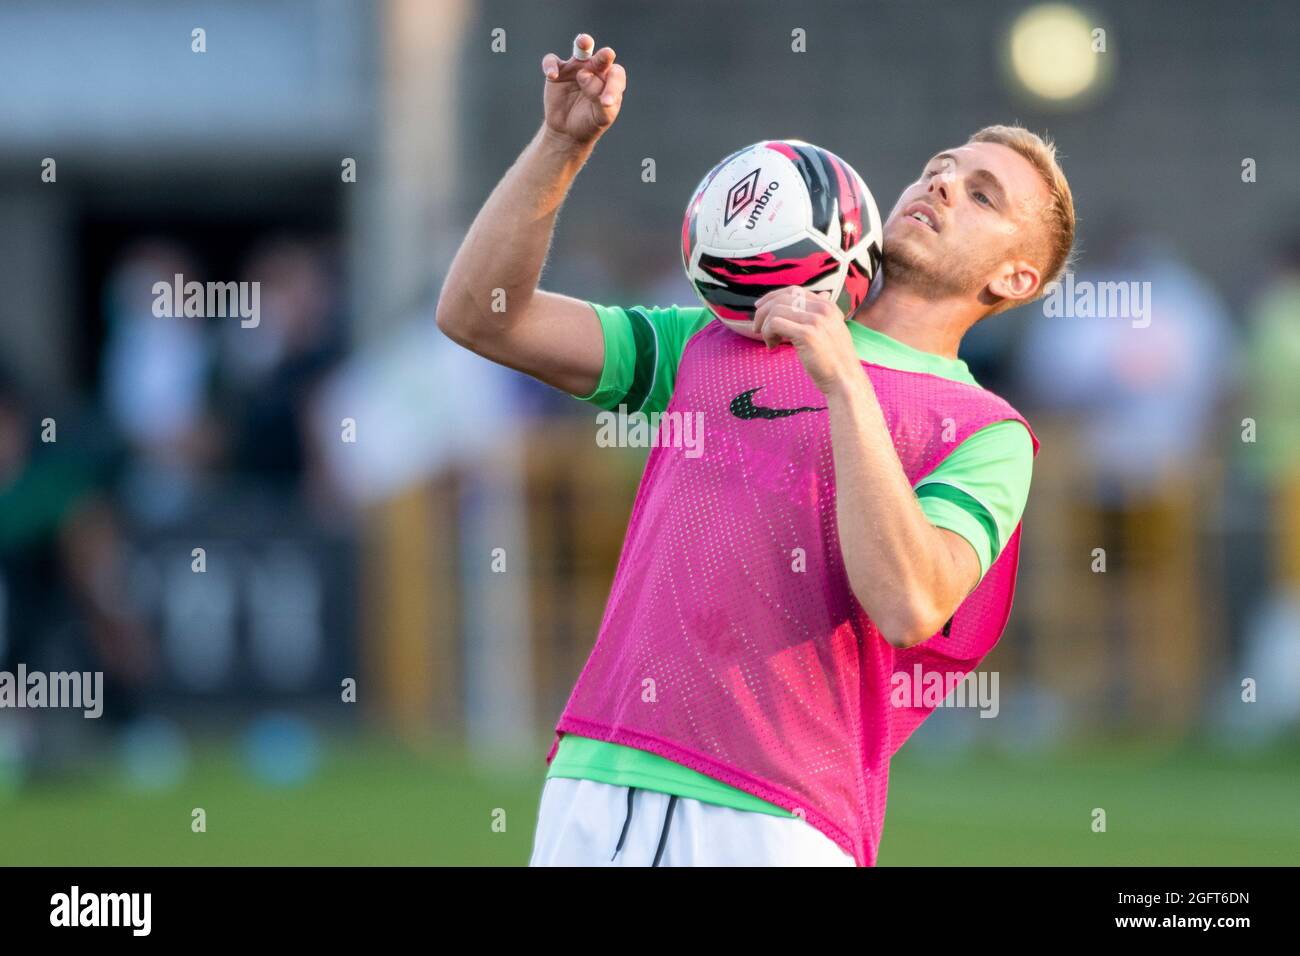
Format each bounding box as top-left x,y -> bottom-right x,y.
529,777 -> 856,867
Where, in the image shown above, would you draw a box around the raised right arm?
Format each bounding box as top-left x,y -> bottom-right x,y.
435,32 -> 627,399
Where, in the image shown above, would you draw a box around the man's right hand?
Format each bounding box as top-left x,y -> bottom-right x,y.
438,34 -> 622,400
541,33 -> 626,148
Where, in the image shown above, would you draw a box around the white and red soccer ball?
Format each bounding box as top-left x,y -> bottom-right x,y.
682,140 -> 883,339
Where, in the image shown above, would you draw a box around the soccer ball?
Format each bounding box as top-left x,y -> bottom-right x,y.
681,140 -> 883,339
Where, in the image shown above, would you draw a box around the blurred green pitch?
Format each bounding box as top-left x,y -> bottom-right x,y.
1,737 -> 1296,866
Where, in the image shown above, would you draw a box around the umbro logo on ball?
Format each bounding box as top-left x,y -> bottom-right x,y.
723,169 -> 761,226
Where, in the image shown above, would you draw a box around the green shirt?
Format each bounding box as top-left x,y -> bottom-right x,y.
550,302 -> 1034,816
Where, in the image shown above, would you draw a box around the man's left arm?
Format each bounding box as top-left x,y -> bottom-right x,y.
754,288 -> 1019,648
825,370 -> 982,648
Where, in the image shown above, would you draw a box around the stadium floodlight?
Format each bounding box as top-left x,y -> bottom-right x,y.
1005,3 -> 1109,106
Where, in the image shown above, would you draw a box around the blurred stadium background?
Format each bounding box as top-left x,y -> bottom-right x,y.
0,0 -> 1298,865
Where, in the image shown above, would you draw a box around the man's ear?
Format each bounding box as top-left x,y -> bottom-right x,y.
986,259 -> 1042,306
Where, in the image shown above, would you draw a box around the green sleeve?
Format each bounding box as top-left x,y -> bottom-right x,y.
913,420 -> 1034,581
574,303 -> 712,415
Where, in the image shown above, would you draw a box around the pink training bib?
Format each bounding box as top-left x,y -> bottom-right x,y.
550,321 -> 1038,865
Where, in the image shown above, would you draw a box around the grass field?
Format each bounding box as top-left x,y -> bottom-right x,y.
2,735 -> 1297,866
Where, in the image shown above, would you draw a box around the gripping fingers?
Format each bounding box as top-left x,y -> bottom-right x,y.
753,301 -> 806,332
755,286 -> 797,309
752,302 -> 784,345
757,285 -> 828,313
764,315 -> 804,348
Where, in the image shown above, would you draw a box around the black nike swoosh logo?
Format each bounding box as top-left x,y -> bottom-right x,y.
729,387 -> 827,420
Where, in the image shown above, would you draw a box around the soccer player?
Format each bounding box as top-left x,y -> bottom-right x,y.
436,33 -> 1075,866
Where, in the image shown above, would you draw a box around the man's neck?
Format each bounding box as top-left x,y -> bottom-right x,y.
852,281 -> 979,360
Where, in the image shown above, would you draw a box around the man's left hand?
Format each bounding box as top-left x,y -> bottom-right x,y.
752,286 -> 862,396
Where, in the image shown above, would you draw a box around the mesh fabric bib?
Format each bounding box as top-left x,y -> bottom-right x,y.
549,321 -> 1038,865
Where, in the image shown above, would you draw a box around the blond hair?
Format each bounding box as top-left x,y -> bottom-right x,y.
968,125 -> 1076,312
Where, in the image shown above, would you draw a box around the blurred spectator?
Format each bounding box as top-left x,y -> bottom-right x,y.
101,240 -> 219,526
221,238 -> 345,487
0,373 -> 152,735
1242,231 -> 1300,591
1017,224 -> 1237,728
1230,231 -> 1300,734
1019,226 -> 1236,503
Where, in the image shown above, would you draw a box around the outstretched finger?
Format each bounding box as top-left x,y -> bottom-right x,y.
544,33 -> 597,82
571,33 -> 595,61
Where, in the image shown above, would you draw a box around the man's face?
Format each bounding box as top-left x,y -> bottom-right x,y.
881,141 -> 1052,300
